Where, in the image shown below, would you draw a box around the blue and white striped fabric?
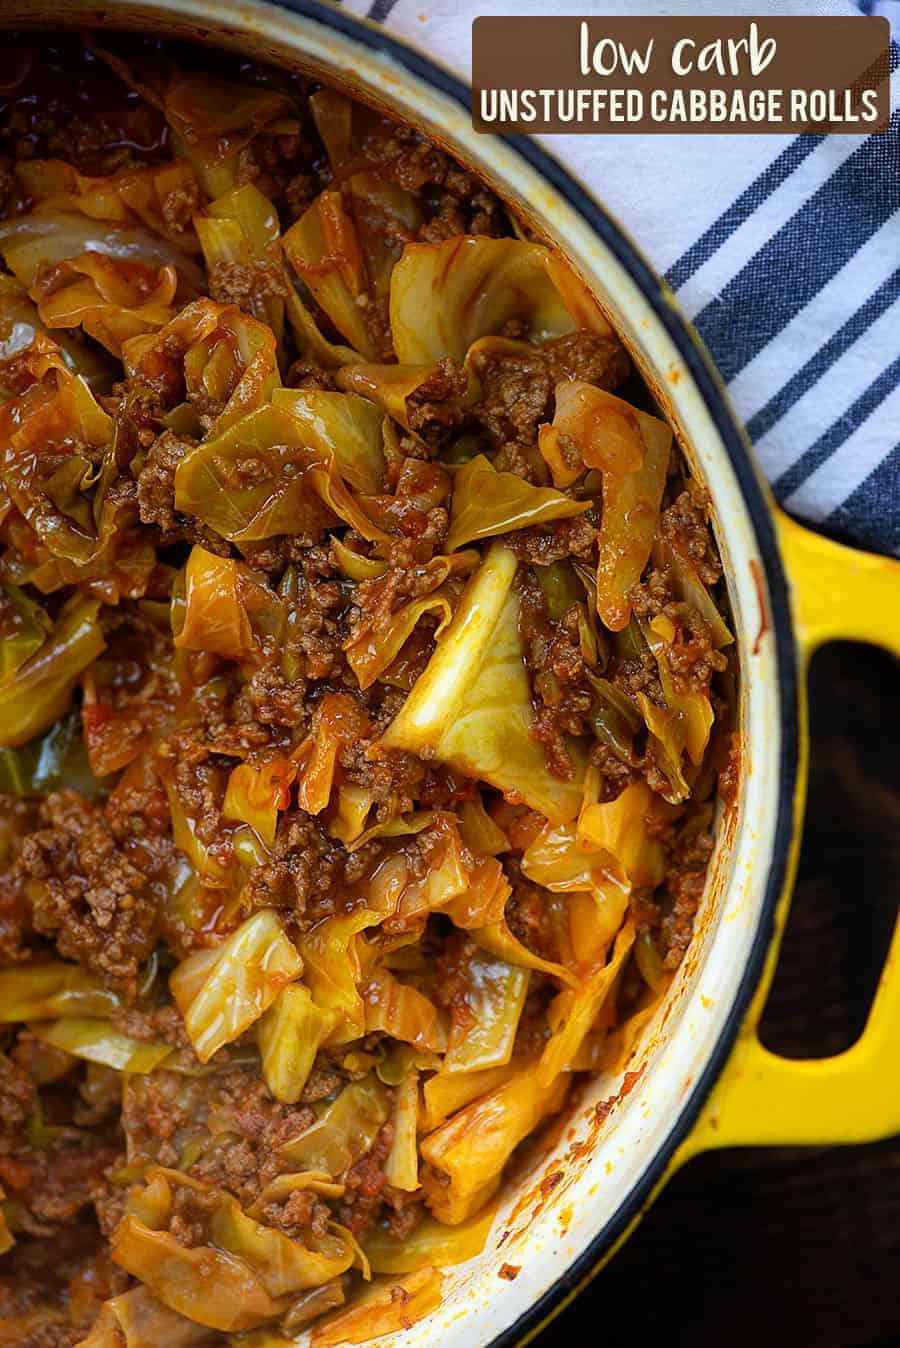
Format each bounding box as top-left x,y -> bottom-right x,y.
337,0 -> 900,555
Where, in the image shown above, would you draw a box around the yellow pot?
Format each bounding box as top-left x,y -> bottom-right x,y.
6,3 -> 898,1343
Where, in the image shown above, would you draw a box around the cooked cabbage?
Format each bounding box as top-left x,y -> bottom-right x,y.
445,454 -> 591,552
170,910 -> 303,1062
382,543 -> 585,823
390,237 -> 575,363
420,1068 -> 569,1223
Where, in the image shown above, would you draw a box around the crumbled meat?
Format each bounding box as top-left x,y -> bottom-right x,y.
335,1121 -> 393,1236
468,330 -> 630,456
506,516 -> 598,566
12,791 -> 165,996
207,259 -> 288,310
660,483 -> 722,586
660,818 -> 715,970
135,430 -> 232,555
244,811 -> 346,926
405,358 -> 472,446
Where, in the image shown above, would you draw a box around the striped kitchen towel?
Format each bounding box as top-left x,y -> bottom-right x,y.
332,0 -> 900,555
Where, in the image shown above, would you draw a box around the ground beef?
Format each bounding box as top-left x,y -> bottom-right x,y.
660,818 -> 715,970
589,740 -> 641,801
207,259 -> 288,310
0,1052 -> 34,1137
285,357 -> 337,390
364,125 -> 507,239
110,1003 -> 188,1046
253,1185 -> 332,1242
299,1061 -> 344,1104
660,483 -> 722,586
0,1134 -> 120,1237
470,347 -> 553,453
405,358 -> 472,446
12,791 -> 165,996
506,515 -> 598,567
188,1069 -> 317,1206
335,1121 -> 393,1237
467,330 -> 630,457
0,1230 -> 125,1348
244,811 -> 347,926
517,568 -> 595,779
630,569 -> 727,696
134,430 -> 232,555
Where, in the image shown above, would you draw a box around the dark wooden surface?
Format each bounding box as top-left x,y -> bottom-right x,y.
541,640 -> 900,1348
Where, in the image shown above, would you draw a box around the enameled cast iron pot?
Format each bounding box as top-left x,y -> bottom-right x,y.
7,2 -> 900,1343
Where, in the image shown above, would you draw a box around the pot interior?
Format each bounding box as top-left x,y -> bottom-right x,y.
0,4 -> 794,1344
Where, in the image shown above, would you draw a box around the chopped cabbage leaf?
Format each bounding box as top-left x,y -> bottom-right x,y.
34,252 -> 182,357
421,1061 -> 521,1133
446,454 -> 590,553
175,404 -> 385,543
468,920 -> 577,987
283,194 -> 378,359
537,918 -> 635,1087
567,884 -> 631,970
270,390 -> 384,495
544,252 -> 615,337
30,1018 -> 174,1074
196,183 -> 285,344
174,547 -> 255,661
0,596 -> 106,748
457,794 -> 510,856
345,584 -> 456,691
640,614 -> 714,767
550,382 -> 671,630
209,1195 -> 354,1299
257,983 -> 335,1104
311,1267 -> 443,1348
336,361 -> 466,434
330,537 -> 385,582
0,273 -> 113,391
0,209 -> 205,290
0,962 -> 120,1021
576,779 -> 670,888
282,1076 -> 391,1175
124,299 -> 280,438
296,910 -> 383,1046
362,966 -> 447,1053
0,583 -> 52,679
295,693 -> 371,817
382,543 -> 584,823
383,1063 -> 419,1192
420,1068 -> 569,1224
174,406 -> 335,543
390,237 -> 575,363
223,756 -> 296,848
16,156 -> 203,251
112,1217 -> 284,1333
443,952 -> 528,1074
76,1286 -> 217,1348
364,1209 -> 493,1276
637,692 -> 692,804
270,387 -> 385,494
442,854 -> 510,931
170,910 -> 303,1062
652,535 -> 732,649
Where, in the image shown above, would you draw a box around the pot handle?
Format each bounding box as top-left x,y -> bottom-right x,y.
681,508 -> 900,1156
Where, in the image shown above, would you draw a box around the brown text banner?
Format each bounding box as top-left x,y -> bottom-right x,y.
472,17 -> 890,134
